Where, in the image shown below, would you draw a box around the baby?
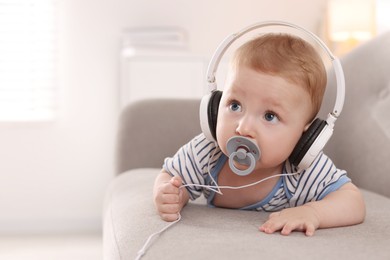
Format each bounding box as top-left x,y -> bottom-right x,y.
153,33 -> 365,236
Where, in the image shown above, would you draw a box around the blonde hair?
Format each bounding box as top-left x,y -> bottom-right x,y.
231,33 -> 327,121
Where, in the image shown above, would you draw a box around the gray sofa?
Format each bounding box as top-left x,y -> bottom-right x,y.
103,32 -> 390,260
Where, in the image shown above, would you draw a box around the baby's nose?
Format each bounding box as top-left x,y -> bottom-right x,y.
235,116 -> 256,138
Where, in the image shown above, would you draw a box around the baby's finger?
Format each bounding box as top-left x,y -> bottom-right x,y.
160,212 -> 180,222
259,219 -> 285,234
281,222 -> 297,236
161,193 -> 180,204
304,223 -> 316,237
170,176 -> 183,188
159,203 -> 180,215
160,182 -> 180,195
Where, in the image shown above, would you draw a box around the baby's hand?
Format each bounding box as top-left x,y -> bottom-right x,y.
259,205 -> 320,236
154,176 -> 184,222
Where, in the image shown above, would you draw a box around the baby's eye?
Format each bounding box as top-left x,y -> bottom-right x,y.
229,101 -> 242,112
264,112 -> 279,123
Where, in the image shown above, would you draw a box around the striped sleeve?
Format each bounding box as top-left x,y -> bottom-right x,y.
163,133 -> 218,200
287,153 -> 351,207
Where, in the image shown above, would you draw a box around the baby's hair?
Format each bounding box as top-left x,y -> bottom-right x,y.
231,33 -> 327,121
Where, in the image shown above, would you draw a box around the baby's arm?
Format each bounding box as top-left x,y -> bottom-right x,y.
153,169 -> 190,222
260,182 -> 365,236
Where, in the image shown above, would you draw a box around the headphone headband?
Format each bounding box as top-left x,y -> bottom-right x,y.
206,20 -> 345,118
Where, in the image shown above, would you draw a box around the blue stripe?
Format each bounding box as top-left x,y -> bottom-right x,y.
182,146 -> 203,195
200,146 -> 216,164
310,161 -> 333,200
186,144 -> 203,180
284,161 -> 302,197
184,166 -> 196,186
201,149 -> 221,170
179,149 -> 195,189
194,135 -> 207,148
318,173 -> 350,200
271,189 -> 286,202
197,141 -> 213,156
301,156 -> 329,203
263,202 -> 289,212
294,153 -> 323,206
282,162 -> 295,199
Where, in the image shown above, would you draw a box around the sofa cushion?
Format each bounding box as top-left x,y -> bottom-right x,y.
103,168 -> 390,260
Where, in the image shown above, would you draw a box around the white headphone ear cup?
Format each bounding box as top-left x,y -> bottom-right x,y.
199,91 -> 222,142
289,119 -> 330,169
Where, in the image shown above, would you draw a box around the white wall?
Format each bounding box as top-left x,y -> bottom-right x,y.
0,0 -> 327,234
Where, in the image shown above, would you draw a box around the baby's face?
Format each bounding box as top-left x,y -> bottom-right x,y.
216,66 -> 313,173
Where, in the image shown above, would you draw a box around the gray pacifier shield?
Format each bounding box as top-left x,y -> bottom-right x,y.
226,136 -> 261,176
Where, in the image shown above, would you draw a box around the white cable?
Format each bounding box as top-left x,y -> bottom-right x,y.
135,213 -> 182,260
182,172 -> 298,195
136,171 -> 298,259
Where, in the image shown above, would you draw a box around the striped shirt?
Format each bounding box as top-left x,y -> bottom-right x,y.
163,133 -> 350,212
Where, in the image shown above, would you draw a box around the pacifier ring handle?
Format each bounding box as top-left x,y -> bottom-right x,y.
226,136 -> 261,176
229,151 -> 256,176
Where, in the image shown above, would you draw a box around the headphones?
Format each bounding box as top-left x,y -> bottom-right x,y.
199,21 -> 345,170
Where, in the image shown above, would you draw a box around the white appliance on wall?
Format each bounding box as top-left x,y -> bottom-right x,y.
119,27 -> 210,108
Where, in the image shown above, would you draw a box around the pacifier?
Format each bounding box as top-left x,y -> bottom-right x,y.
226,136 -> 261,176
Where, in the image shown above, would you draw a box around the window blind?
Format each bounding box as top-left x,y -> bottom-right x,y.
0,0 -> 57,121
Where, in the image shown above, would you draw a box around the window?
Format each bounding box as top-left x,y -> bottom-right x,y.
0,0 -> 57,121
376,0 -> 390,34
